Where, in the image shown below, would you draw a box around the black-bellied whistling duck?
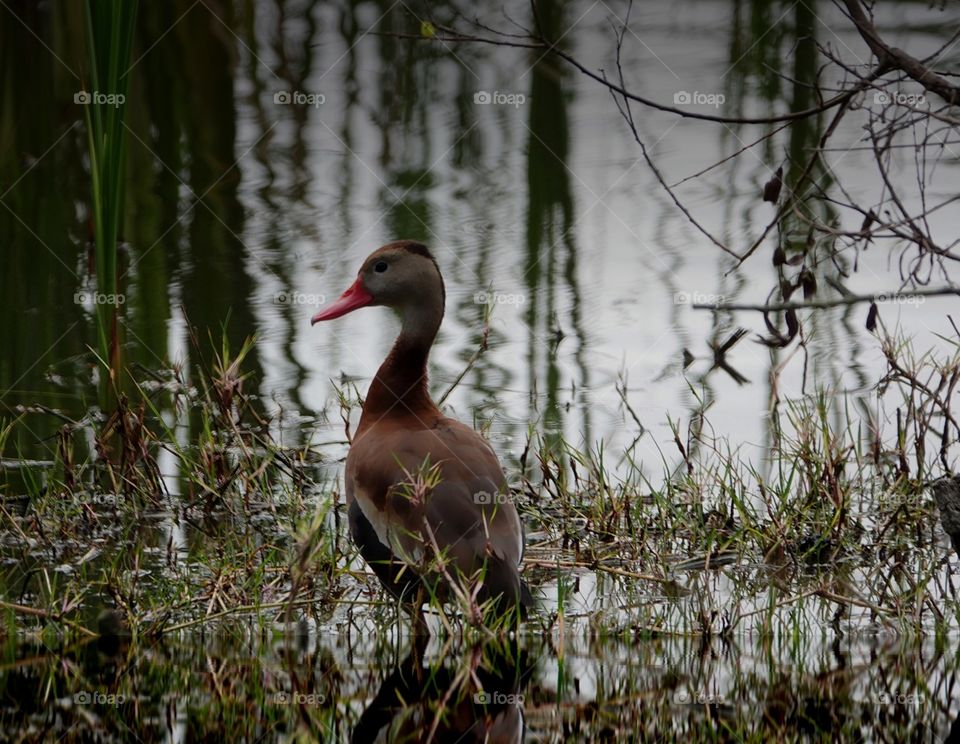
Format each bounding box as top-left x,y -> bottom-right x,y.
312,240 -> 532,627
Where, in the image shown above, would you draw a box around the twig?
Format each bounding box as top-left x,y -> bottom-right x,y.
438,311 -> 491,407
842,0 -> 960,105
693,286 -> 959,312
523,558 -> 673,586
0,600 -> 98,638
380,28 -> 855,125
160,597 -> 383,634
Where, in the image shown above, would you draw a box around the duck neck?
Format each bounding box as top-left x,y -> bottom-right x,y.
359,301 -> 443,429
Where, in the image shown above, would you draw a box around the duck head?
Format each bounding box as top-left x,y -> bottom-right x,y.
311,240 -> 445,339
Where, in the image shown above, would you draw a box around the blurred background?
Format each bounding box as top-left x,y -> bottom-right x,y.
3,0 -> 957,480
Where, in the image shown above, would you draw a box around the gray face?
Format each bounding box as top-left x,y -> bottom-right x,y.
358,249 -> 444,312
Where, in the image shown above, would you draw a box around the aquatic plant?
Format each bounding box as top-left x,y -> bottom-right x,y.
82,0 -> 138,404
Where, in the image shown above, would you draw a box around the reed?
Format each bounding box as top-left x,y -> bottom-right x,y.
82,0 -> 138,405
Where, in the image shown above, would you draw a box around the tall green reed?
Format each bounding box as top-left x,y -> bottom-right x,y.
82,0 -> 138,406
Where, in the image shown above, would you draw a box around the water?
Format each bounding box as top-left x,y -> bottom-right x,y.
6,630 -> 960,740
2,0 -> 960,740
5,2 -> 958,468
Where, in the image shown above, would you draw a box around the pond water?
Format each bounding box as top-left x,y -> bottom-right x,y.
3,0 -> 960,740
6,630 -> 960,740
3,0 -> 957,469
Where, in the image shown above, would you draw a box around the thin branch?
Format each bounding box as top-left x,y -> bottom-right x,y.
380,29 -> 856,125
693,286 -> 960,312
842,0 -> 960,105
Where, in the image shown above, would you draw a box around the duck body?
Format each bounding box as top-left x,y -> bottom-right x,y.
313,240 -> 531,624
346,416 -> 526,611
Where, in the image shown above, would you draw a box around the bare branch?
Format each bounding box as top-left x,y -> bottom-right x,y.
693,286 -> 960,312
842,0 -> 960,105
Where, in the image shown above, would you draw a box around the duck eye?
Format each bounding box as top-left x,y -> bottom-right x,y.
374,261 -> 388,273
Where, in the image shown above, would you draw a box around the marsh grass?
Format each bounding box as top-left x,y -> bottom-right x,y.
1,330 -> 959,740
0,329 -> 958,651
